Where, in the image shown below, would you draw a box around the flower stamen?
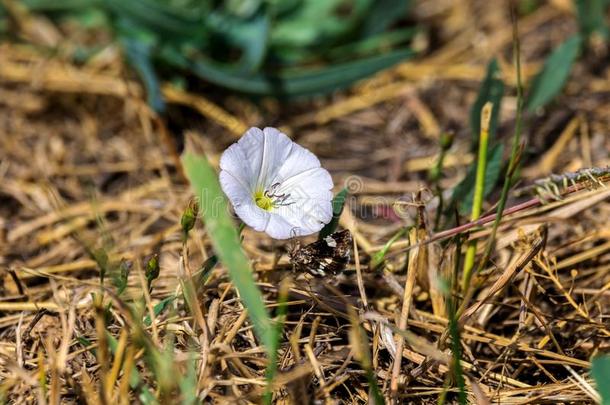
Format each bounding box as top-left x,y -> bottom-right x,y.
255,183 -> 294,210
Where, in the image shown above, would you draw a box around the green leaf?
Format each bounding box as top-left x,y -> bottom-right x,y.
21,0 -> 100,11
103,0 -> 205,39
360,0 -> 411,36
270,0 -> 371,49
525,34 -> 582,112
190,48 -> 414,98
143,296 -> 176,326
452,143 -> 504,216
319,188 -> 348,239
327,27 -> 417,60
113,259 -> 131,295
592,355 -> 610,405
575,0 -> 610,39
370,228 -> 408,269
182,152 -> 274,353
205,10 -> 270,73
196,255 -> 218,290
119,28 -> 165,112
470,59 -> 504,148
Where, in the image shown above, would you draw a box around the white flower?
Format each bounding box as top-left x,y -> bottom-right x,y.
219,127 -> 334,239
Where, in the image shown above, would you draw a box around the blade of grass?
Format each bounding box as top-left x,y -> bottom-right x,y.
181,152 -> 274,353
143,296 -> 175,326
370,227 -> 408,269
430,132 -> 454,230
318,187 -> 348,239
446,283 -> 467,405
190,48 -> 414,97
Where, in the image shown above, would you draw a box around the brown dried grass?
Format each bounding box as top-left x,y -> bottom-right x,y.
1,1 -> 609,404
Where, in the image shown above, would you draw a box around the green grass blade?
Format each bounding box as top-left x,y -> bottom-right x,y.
525,34 -> 582,111
370,227 -> 408,269
319,188 -> 348,239
104,0 -> 204,38
143,296 -> 175,326
447,287 -> 467,404
189,48 -> 414,97
182,152 -> 274,352
263,279 -> 290,404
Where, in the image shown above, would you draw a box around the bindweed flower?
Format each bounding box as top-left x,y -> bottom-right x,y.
219,127 -> 333,239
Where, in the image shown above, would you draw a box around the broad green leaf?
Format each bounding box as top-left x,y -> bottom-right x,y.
470,59 -> 503,148
182,152 -> 274,353
525,34 -> 582,112
592,355 -> 610,405
575,0 -> 609,39
319,188 -> 348,239
452,143 -> 505,215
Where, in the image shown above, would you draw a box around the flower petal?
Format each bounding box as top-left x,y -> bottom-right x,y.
264,212 -> 300,240
272,196 -> 333,237
219,128 -> 261,191
219,169 -> 271,232
276,167 -> 333,201
219,170 -> 251,207
234,202 -> 271,233
254,127 -> 294,189
271,137 -> 323,185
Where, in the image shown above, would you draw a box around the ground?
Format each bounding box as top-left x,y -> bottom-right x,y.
1,1 -> 609,404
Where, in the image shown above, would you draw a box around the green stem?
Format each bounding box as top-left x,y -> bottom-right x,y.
263,279 -> 290,404
431,133 -> 454,231
448,291 -> 467,405
473,5 -> 525,281
461,102 -> 492,291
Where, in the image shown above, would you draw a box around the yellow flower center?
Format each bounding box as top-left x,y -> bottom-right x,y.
254,190 -> 273,211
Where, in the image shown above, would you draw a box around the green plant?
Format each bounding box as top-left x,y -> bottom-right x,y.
8,0 -> 417,107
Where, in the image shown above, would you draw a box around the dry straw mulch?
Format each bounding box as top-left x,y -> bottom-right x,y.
1,2 -> 610,404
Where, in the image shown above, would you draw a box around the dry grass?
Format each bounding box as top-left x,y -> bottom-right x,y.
1,1 -> 610,404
